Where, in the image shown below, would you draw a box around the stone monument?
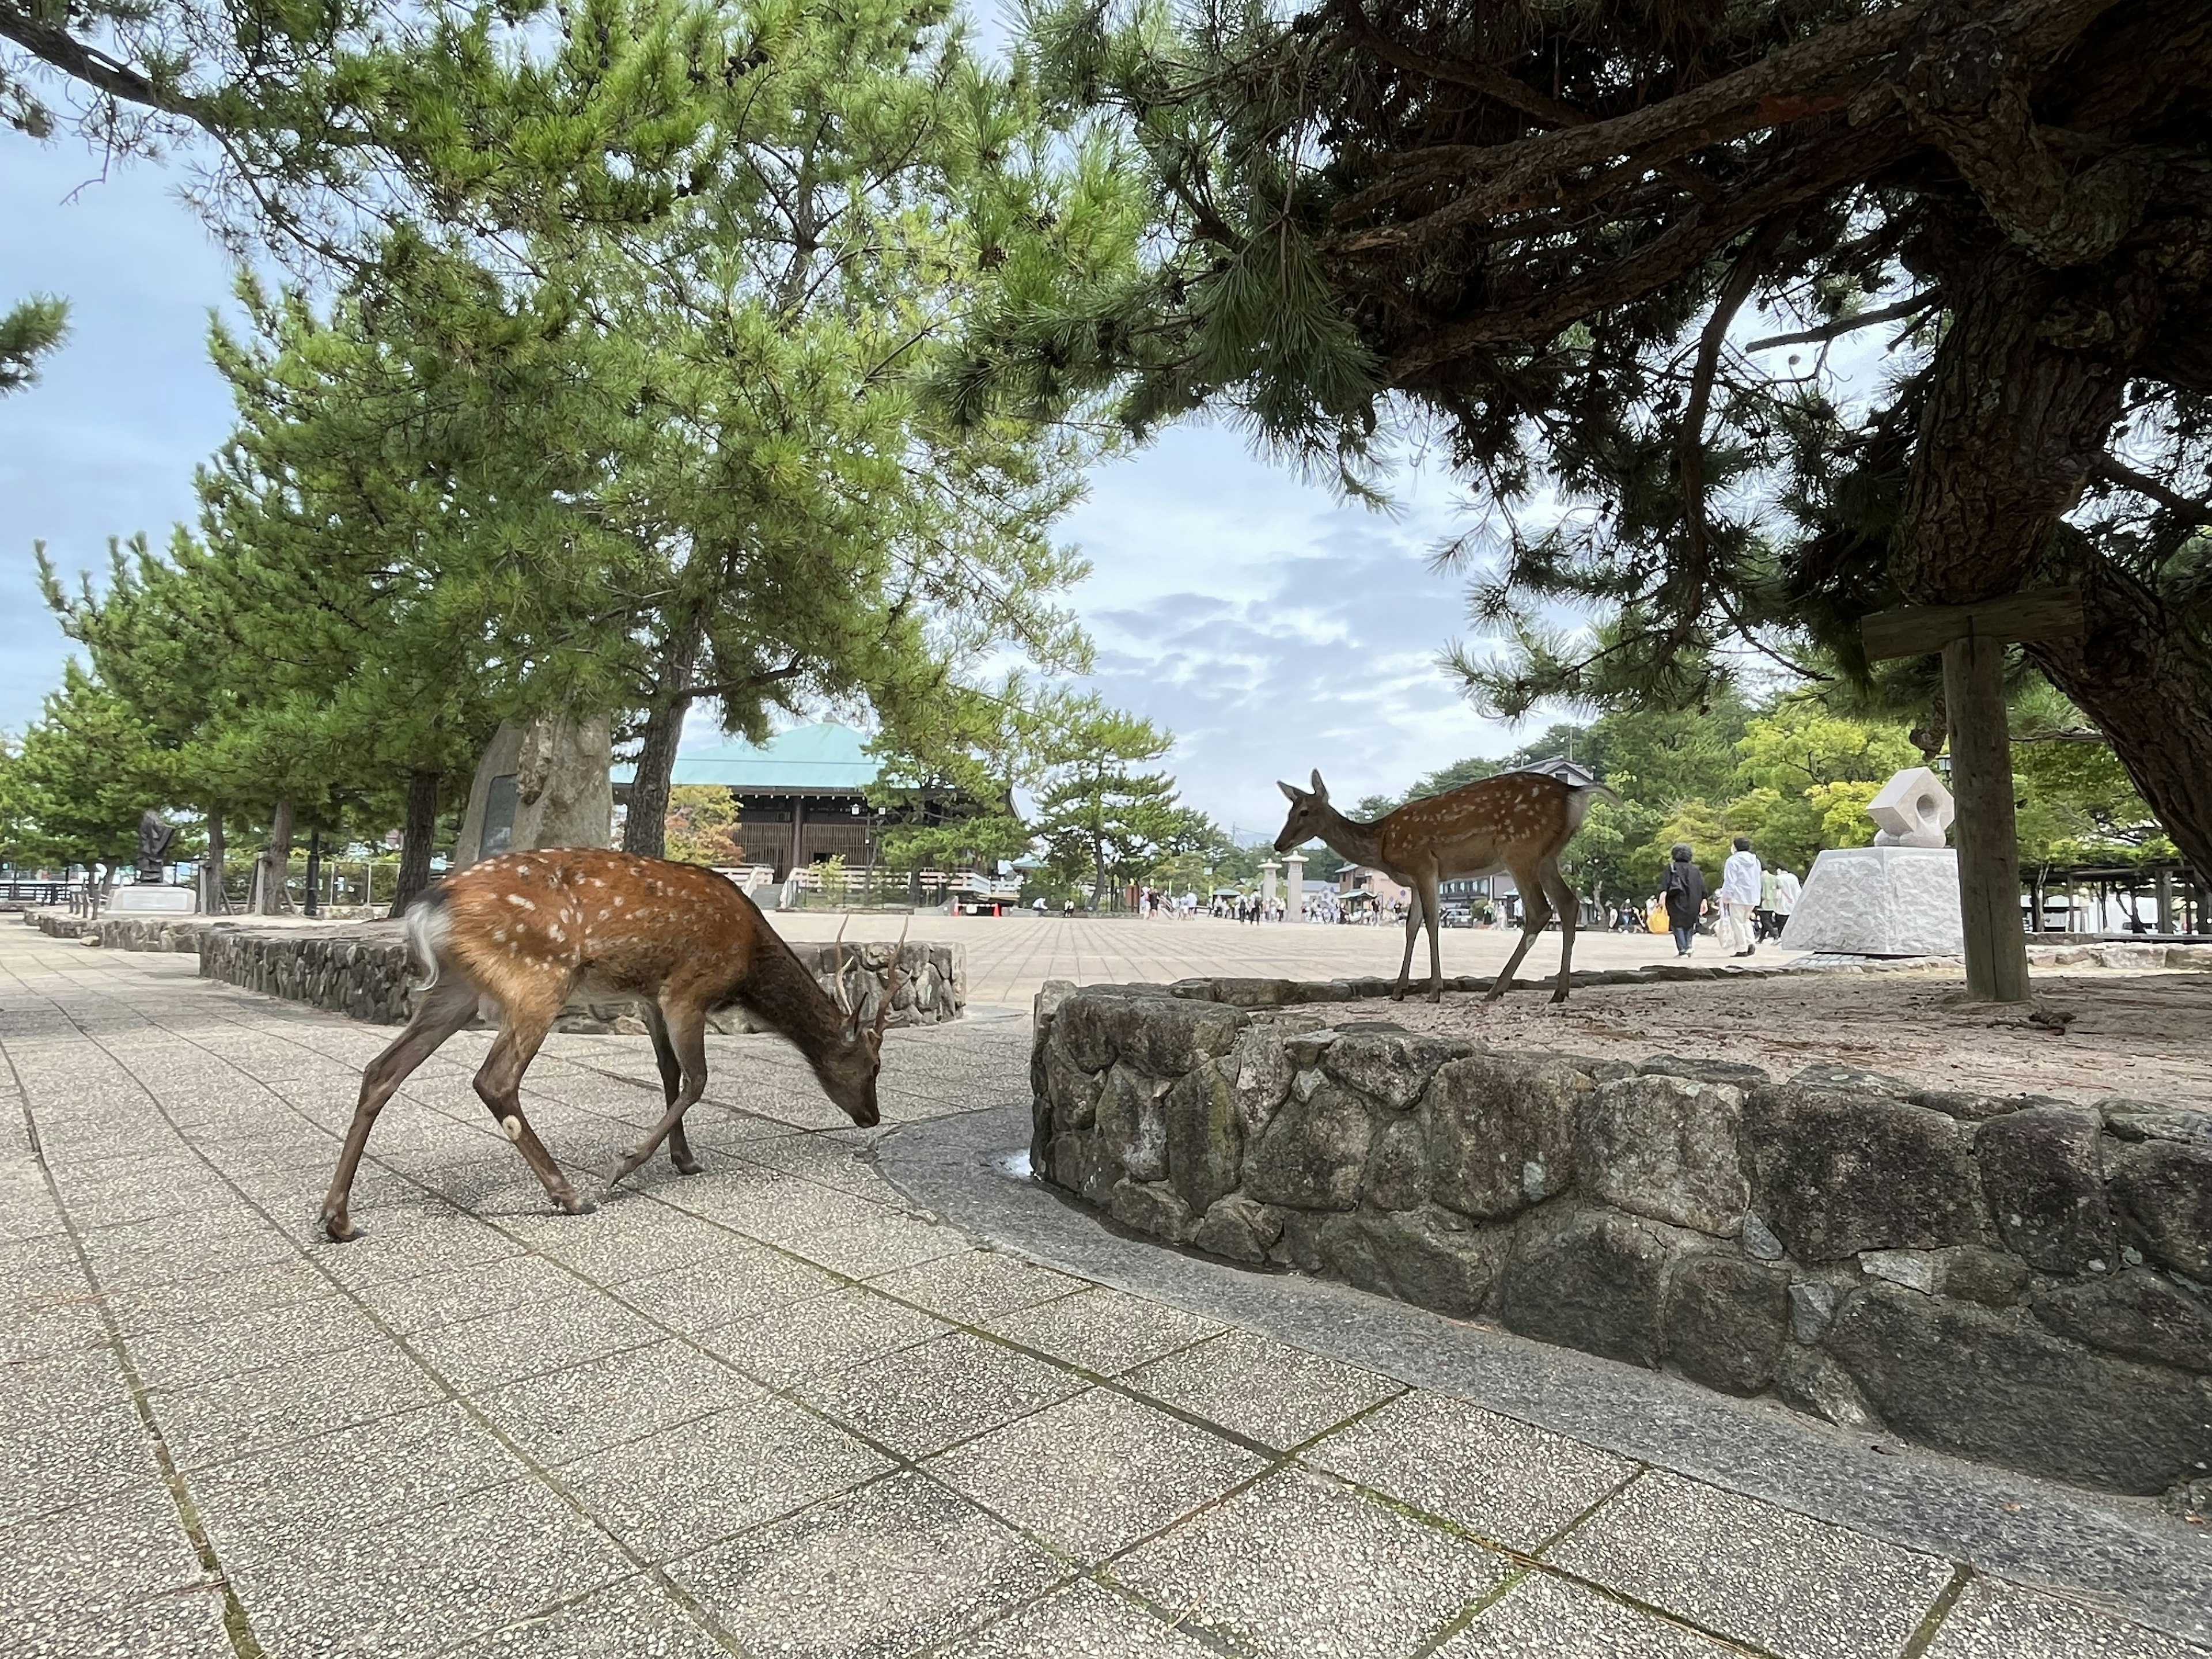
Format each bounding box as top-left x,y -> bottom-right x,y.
1779,767 -> 1965,956
453,714 -> 614,867
1283,852 -> 1306,921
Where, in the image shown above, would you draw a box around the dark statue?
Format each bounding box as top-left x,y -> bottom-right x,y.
137,809 -> 176,884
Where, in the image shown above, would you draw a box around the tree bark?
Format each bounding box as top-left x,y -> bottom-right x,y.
202,808 -> 226,914
252,797 -> 296,915
623,613 -> 707,862
1899,229 -> 2212,876
2026,553 -> 2212,876
388,769 -> 440,917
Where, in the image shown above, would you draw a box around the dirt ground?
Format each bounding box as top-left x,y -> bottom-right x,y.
1365,965 -> 2212,1109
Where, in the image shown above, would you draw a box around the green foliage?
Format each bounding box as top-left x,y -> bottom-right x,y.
0,294 -> 67,394
2,664 -> 166,868
1726,695 -> 1919,872
663,785 -> 743,866
944,0 -> 2212,870
18,0 -> 1142,876
1028,695 -> 1205,903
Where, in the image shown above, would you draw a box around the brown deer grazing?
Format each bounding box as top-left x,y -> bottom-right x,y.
1274,768 -> 1618,1005
319,848 -> 903,1242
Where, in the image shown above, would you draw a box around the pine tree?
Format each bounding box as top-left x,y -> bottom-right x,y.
952,0 -> 2212,870
0,296 -> 66,395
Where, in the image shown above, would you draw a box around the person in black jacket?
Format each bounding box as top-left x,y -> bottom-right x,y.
1660,843 -> 1708,957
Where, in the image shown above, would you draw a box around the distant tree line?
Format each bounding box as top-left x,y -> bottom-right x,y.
1338,687 -> 2166,905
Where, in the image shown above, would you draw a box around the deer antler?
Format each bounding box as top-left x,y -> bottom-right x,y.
831,916 -> 853,1018
873,918 -> 911,1038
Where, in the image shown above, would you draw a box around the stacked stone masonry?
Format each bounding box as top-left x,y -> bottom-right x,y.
22,910 -> 961,1031
1030,978 -> 2212,1497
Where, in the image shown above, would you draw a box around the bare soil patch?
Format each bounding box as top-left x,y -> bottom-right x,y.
1366,966 -> 2212,1108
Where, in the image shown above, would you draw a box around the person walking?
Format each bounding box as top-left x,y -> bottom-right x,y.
1660,844 -> 1707,957
1758,865 -> 1781,941
1721,836 -> 1763,957
1773,865 -> 1800,938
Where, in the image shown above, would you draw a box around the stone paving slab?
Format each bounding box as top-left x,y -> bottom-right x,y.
3,924 -> 2208,1659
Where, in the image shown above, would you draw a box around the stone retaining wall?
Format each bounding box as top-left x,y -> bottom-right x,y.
196,925 -> 963,1032
1031,978 -> 2212,1496
26,913 -> 213,950
22,910 -> 963,1032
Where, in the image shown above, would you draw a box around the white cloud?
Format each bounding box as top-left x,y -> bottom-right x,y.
1049,426 -> 1521,836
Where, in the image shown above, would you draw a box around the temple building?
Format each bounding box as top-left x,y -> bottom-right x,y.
615,724 -> 883,878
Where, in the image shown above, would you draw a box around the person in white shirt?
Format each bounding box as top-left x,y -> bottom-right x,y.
1719,836 -> 1763,958
1774,866 -> 1801,935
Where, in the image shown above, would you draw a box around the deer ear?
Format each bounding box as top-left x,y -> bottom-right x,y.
1309,770 -> 1329,801
1278,780 -> 1303,803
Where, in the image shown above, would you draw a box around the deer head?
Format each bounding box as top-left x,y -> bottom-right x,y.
1274,770 -> 1332,852
819,919 -> 909,1128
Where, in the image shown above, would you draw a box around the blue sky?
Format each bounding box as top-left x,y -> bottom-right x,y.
0,132 -> 1525,834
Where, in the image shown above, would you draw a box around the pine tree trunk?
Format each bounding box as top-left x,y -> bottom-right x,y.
1900,232 -> 2212,877
203,808 -> 226,914
623,615 -> 706,862
2027,559 -> 2212,876
252,797 -> 296,915
388,770 -> 440,917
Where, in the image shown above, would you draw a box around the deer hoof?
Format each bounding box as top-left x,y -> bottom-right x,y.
560,1194 -> 597,1216
674,1157 -> 704,1176
322,1215 -> 361,1244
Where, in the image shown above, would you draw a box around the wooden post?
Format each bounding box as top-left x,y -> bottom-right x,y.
1864,585 -> 2080,1006
1941,634 -> 2031,1002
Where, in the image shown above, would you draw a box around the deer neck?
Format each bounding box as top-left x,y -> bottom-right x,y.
739,933 -> 861,1071
1315,805 -> 1383,870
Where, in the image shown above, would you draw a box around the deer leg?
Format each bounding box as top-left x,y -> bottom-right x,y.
605,1002 -> 709,1186
1421,872 -> 1445,1002
321,976 -> 479,1243
643,1001 -> 704,1175
474,997 -> 593,1217
1487,876 -> 1554,1001
1540,857 -> 1581,1003
1392,889 -> 1423,1001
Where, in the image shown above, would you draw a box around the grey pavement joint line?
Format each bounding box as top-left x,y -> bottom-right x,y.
1,950 -> 1810,1659
1898,1565 -> 1975,1659
1302,1456 -> 1795,1659
0,1025 -> 267,1659
15,967 -> 760,1659
1407,1565 -> 1535,1659
312,1060 -> 1459,1651
86,965 -> 1173,1619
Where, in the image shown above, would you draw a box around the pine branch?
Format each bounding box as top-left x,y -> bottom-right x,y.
1745,291 -> 1941,353
2092,453 -> 2212,527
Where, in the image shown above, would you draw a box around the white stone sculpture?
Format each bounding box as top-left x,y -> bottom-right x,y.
1779,766 -> 1964,956
1867,766 -> 1954,849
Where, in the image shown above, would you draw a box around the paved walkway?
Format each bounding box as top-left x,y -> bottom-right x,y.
2,925 -> 2202,1658
765,911 -> 1794,1007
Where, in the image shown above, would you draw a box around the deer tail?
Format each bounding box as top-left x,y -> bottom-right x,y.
1565,781 -> 1622,832
401,888 -> 454,993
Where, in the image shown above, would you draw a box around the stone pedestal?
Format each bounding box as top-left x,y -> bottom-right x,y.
1284,854 -> 1306,921
1779,846 -> 1964,956
107,885 -> 198,915
1260,860 -> 1280,907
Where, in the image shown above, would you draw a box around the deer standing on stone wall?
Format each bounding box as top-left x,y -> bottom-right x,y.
1274,769 -> 1619,1005
319,848 -> 903,1242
